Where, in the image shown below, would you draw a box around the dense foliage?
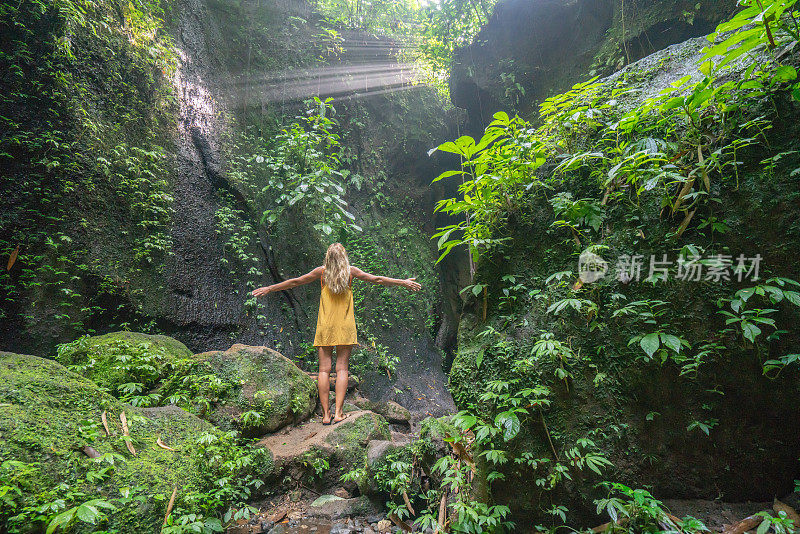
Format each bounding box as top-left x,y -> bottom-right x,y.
428,0 -> 800,530
0,0 -> 177,341
4,0 -> 800,533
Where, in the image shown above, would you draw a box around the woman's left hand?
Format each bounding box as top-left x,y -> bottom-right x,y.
403,278 -> 421,291
251,286 -> 273,297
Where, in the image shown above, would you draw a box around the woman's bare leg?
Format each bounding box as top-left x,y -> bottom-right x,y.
318,346 -> 333,424
333,344 -> 352,422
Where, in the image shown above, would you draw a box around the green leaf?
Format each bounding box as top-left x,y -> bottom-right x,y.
432,169 -> 465,183
742,321 -> 762,343
640,333 -> 661,358
659,333 -> 682,353
774,65 -> 798,83
46,509 -> 75,534
476,349 -> 485,369
75,504 -> 100,524
783,291 -> 800,307
757,519 -> 771,534
661,96 -> 685,111
495,412 -> 521,441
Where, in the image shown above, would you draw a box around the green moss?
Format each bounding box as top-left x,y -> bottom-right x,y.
0,351 -> 233,533
446,29 -> 800,523
0,0 -> 179,350
55,331 -> 193,394
196,345 -> 317,436
324,411 -> 391,475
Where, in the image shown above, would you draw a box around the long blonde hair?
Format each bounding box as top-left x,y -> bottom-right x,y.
323,243 -> 351,294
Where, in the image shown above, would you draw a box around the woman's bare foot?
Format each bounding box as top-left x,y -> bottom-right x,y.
322,413 -> 332,425
332,413 -> 349,424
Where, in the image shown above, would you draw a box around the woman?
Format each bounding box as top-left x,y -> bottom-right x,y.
251,243 -> 421,425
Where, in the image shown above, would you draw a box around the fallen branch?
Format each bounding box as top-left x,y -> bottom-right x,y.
299,485 -> 320,495
163,486 -> 178,525
722,514 -> 763,534
658,512 -> 684,533
156,436 -> 177,452
675,208 -> 697,238
402,490 -> 415,516
697,145 -> 711,192
388,512 -> 412,532
120,411 -> 137,456
540,410 -> 559,461
437,492 -> 448,533
773,499 -> 800,527
100,411 -> 110,436
672,175 -> 696,214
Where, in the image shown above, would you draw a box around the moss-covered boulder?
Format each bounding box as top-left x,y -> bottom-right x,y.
195,344 -> 317,436
257,410 -> 391,487
324,411 -> 392,470
0,351 -> 271,533
358,417 -> 451,497
55,331 -> 193,394
353,398 -> 411,425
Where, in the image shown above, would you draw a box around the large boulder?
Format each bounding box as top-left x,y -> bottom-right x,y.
0,351 -> 271,533
257,410 -> 391,485
358,417 -> 454,497
55,331 -> 193,393
194,344 -> 317,436
54,336 -> 317,437
353,398 -> 411,425
306,495 -> 383,520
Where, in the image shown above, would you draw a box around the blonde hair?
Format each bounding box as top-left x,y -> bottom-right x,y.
323,243 -> 351,294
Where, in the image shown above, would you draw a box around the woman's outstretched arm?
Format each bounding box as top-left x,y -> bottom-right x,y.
351,266 -> 421,291
251,266 -> 323,297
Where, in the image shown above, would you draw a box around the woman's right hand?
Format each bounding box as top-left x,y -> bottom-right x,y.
251,286 -> 273,297
402,278 -> 421,291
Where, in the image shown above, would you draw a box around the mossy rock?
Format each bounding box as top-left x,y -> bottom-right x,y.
196,344 -> 317,436
55,331 -> 193,394
358,418 -> 448,497
353,398 -> 411,424
257,410 -> 390,489
0,351 -> 261,534
323,411 -> 391,469
314,411 -> 391,487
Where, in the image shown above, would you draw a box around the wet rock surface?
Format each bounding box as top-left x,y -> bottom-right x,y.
449,0 -> 738,130
306,496 -> 382,520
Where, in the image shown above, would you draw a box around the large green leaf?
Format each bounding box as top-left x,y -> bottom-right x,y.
742,321 -> 762,342
432,169 -> 466,183
495,411 -> 521,441
774,65 -> 798,83
659,333 -> 682,353
640,333 -> 661,358
75,504 -> 100,524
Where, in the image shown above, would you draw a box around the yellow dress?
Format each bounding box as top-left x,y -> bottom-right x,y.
313,273 -> 358,347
